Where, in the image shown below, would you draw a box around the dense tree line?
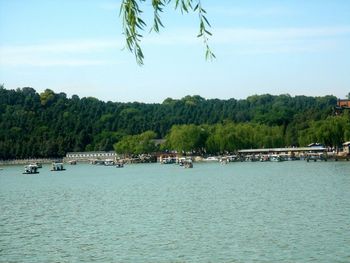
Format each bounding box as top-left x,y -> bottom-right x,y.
0,86 -> 348,159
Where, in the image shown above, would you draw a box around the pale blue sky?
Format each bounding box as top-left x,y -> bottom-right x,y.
0,0 -> 349,102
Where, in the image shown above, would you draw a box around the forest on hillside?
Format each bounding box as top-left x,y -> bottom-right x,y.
0,86 -> 349,159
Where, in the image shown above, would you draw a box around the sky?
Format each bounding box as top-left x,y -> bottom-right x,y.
0,0 -> 349,103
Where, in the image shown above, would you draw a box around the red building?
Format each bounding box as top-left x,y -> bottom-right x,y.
337,99 -> 350,108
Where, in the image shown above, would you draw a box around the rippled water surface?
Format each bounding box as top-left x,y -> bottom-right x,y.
1,162 -> 350,262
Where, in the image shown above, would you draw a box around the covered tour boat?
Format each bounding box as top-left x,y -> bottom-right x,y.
23,164 -> 39,174
51,162 -> 66,171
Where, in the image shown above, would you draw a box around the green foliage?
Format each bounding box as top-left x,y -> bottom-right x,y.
205,122 -> 285,154
40,89 -> 56,106
0,87 -> 346,159
89,131 -> 126,151
298,114 -> 350,147
114,130 -> 157,155
120,0 -> 214,65
165,124 -> 207,153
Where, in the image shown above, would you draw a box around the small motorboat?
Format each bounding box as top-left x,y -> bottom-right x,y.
51,162 -> 66,171
183,159 -> 193,168
68,160 -> 77,165
116,162 -> 124,168
23,164 -> 39,174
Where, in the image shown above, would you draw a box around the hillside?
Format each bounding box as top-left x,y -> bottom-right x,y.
0,86 -> 348,159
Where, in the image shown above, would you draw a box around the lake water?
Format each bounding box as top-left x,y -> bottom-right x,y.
0,161 -> 349,262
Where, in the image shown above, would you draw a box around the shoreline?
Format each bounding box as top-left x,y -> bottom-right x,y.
1,154 -> 349,166
0,158 -> 60,166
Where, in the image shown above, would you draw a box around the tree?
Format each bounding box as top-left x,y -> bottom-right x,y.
165,124 -> 207,154
120,0 -> 214,65
113,130 -> 157,155
40,89 -> 56,106
298,115 -> 350,147
0,87 -> 342,159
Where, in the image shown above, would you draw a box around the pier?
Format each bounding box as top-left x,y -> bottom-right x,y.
238,146 -> 327,161
238,146 -> 326,155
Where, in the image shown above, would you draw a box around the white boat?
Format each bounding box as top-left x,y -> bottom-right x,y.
178,157 -> 186,166
226,155 -> 238,162
116,162 -> 124,168
259,155 -> 270,162
306,153 -> 323,162
91,159 -> 105,165
31,162 -> 42,168
23,164 -> 39,174
161,157 -> 176,164
219,157 -> 229,164
269,155 -> 283,162
203,156 -> 219,162
178,157 -> 193,168
104,159 -> 115,166
183,159 -> 193,168
51,162 -> 66,171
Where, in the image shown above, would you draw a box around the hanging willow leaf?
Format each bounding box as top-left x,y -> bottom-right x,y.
120,0 -> 215,65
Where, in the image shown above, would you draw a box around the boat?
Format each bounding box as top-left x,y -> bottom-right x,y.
306,153 -> 323,162
68,160 -> 77,165
203,156 -> 219,162
32,162 -> 42,168
116,162 -> 124,168
226,155 -> 238,162
91,159 -> 105,165
183,159 -> 193,168
269,155 -> 283,162
178,157 -> 186,166
23,164 -> 39,174
161,157 -> 176,164
104,159 -> 115,166
219,157 -> 229,164
51,162 -> 66,171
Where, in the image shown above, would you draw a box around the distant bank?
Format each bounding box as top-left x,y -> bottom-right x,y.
2,144 -> 349,166
0,158 -> 59,166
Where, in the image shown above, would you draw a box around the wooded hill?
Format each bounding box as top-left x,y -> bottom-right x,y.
0,86 -> 348,159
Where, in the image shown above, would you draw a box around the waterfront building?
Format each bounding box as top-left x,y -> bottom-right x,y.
65,151 -> 117,161
343,142 -> 350,154
308,143 -> 324,148
238,146 -> 326,158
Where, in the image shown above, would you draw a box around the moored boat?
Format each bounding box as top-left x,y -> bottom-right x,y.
161,157 -> 176,164
104,159 -> 115,166
116,162 -> 124,168
178,157 -> 186,166
23,164 -> 39,174
183,159 -> 193,168
220,157 -> 229,165
33,162 -> 42,168
306,153 -> 324,162
90,159 -> 105,165
51,162 -> 66,171
203,156 -> 219,162
68,160 -> 77,165
269,154 -> 283,162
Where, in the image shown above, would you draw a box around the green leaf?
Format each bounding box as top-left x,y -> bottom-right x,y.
202,15 -> 211,27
